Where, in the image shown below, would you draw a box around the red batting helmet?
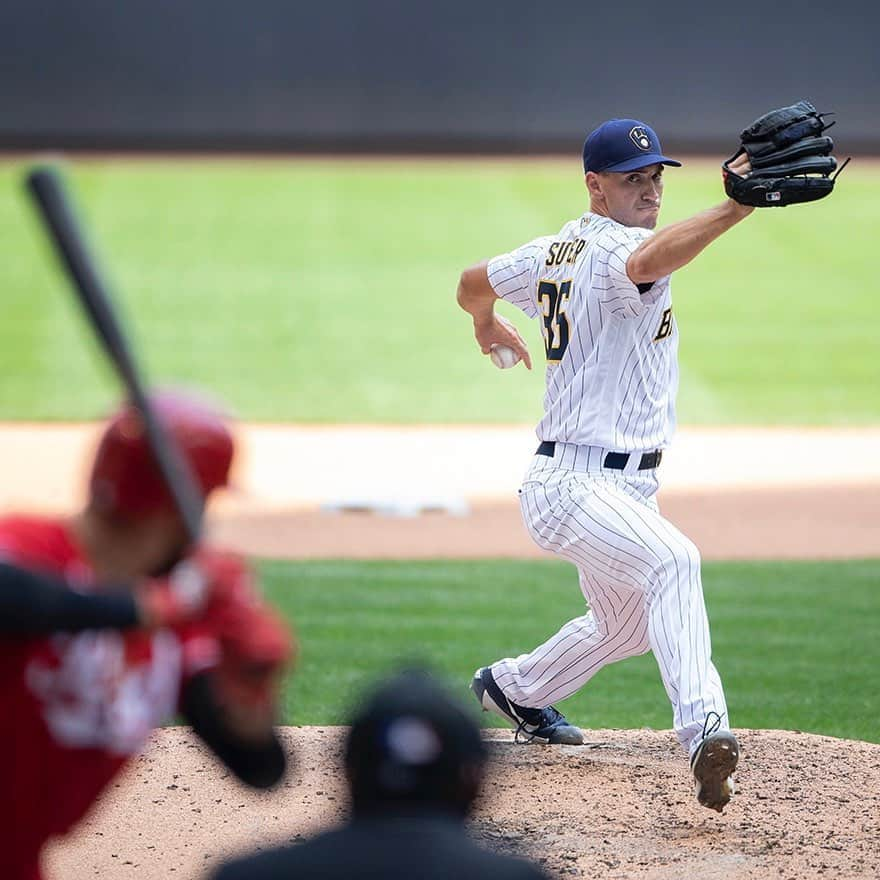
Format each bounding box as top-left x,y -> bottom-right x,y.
89,390 -> 234,518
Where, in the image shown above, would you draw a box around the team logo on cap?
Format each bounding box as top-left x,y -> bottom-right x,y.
630,126 -> 652,151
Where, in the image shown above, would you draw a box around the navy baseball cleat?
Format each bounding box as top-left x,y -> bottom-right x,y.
690,713 -> 739,813
471,667 -> 584,745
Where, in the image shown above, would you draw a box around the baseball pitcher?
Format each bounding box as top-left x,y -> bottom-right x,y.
456,103 -> 842,812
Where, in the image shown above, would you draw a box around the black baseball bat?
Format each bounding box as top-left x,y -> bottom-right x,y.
26,165 -> 204,542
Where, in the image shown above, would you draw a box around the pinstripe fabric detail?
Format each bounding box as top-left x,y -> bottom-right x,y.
486,239 -> 550,319
492,460 -> 728,753
481,212 -> 726,755
486,213 -> 676,451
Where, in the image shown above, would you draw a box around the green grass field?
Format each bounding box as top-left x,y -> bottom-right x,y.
262,557 -> 880,744
1,158 -> 877,424
1,159 -> 875,742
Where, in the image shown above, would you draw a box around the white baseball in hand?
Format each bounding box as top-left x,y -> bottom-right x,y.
490,344 -> 521,370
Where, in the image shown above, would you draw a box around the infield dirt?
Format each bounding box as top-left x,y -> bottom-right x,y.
45,727 -> 880,880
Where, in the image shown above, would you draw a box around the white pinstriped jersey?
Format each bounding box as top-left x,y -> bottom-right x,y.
487,212 -> 677,452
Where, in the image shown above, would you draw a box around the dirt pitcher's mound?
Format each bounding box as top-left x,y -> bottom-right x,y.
45,727 -> 880,880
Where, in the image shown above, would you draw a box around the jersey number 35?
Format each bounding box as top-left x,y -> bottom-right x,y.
538,279 -> 571,362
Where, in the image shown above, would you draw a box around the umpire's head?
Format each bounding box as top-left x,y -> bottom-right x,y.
344,668 -> 487,818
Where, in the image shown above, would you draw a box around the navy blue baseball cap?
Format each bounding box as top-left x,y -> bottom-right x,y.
583,119 -> 682,173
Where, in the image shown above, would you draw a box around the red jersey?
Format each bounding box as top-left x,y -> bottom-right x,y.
0,516 -> 221,880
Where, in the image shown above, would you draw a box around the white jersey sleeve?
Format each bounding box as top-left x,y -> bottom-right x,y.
486,239 -> 549,319
593,226 -> 664,319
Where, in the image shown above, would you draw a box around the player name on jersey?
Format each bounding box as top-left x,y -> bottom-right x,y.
545,239 -> 586,267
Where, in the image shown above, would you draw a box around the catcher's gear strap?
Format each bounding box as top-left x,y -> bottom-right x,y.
181,670 -> 287,789
0,562 -> 138,635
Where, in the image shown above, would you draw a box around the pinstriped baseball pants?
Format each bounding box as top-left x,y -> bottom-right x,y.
490,443 -> 728,754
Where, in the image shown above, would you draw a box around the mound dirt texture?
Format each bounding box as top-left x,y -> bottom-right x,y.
45,727 -> 880,880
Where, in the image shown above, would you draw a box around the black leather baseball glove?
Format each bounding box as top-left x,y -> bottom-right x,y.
723,101 -> 848,207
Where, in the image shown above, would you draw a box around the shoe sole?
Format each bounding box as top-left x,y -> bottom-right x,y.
692,732 -> 739,812
471,668 -> 584,746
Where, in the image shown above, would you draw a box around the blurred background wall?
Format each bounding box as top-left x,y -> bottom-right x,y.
2,0 -> 878,153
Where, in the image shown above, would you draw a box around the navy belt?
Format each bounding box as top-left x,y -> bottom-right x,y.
536,441 -> 662,471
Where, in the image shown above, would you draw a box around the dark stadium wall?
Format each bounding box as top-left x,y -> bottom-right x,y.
2,0 -> 877,152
